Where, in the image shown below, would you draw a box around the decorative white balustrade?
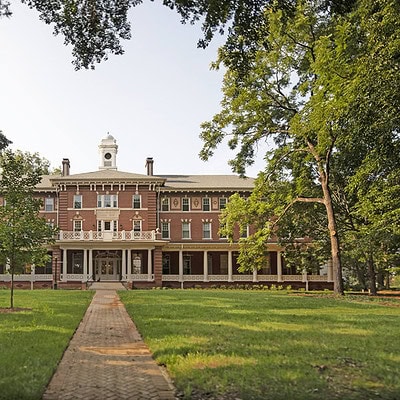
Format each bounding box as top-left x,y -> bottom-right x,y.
0,274 -> 53,281
58,230 -> 156,241
0,272 -> 329,284
162,274 -> 329,282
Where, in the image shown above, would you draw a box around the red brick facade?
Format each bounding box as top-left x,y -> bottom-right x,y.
0,135 -> 333,290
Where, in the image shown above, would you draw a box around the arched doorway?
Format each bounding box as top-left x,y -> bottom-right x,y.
94,251 -> 121,281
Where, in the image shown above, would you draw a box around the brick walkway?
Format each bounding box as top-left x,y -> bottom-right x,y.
42,290 -> 177,400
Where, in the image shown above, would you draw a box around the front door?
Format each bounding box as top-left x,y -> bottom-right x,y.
95,258 -> 119,281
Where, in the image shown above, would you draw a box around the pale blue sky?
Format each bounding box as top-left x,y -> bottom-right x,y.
0,1 -> 265,176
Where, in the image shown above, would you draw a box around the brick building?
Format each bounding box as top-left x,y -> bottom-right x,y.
0,135 -> 333,289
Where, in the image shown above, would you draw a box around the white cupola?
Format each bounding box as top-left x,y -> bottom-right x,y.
98,133 -> 118,170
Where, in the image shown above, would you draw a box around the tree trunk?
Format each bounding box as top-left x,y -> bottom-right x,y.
321,181 -> 344,295
367,254 -> 377,295
385,270 -> 390,290
10,271 -> 14,309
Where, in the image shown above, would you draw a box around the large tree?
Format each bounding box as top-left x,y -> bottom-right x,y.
203,0 -> 400,294
0,150 -> 56,308
0,0 -> 354,69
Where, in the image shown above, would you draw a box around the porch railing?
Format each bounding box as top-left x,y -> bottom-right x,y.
58,230 -> 156,241
162,274 -> 329,282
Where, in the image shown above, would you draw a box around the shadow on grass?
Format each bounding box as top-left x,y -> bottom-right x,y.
0,290 -> 93,400
120,290 -> 400,400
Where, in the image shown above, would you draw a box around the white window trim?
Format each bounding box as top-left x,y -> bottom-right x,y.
182,198 -> 190,212
161,197 -> 170,211
132,194 -> 142,209
202,197 -> 210,211
182,221 -> 191,239
73,195 -> 82,209
161,222 -> 170,239
133,220 -> 142,232
73,220 -> 82,232
202,221 -> 212,239
45,197 -> 54,212
97,194 -> 118,208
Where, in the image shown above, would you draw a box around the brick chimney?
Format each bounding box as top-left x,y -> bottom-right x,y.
62,158 -> 70,176
146,157 -> 154,176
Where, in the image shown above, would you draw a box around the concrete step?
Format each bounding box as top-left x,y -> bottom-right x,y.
88,281 -> 127,291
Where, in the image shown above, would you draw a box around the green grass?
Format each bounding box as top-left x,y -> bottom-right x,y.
0,290 -> 93,400
120,290 -> 400,400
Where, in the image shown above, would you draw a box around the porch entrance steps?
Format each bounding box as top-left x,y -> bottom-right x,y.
88,281 -> 127,290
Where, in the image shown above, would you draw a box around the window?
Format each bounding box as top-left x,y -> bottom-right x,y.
71,251 -> 83,274
219,222 -> 227,239
161,198 -> 169,211
104,195 -> 112,207
182,222 -> 191,239
47,220 -> 55,229
73,220 -> 82,232
182,198 -> 190,211
45,198 -> 54,211
203,222 -> 211,239
220,254 -> 228,274
161,222 -> 170,239
36,253 -> 53,274
97,220 -> 117,232
183,255 -> 191,274
133,220 -> 142,232
132,194 -> 141,209
162,255 -> 170,274
202,198 -> 210,211
240,225 -> 249,238
132,254 -> 142,274
219,198 -> 227,210
97,194 -> 118,208
73,195 -> 82,209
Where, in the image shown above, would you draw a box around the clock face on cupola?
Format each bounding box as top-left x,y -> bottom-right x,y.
99,134 -> 118,170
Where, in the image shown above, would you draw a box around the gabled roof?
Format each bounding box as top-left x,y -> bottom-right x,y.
50,169 -> 166,185
36,175 -> 57,191
159,175 -> 254,191
35,171 -> 254,192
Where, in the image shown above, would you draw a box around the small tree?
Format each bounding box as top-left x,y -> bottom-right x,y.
0,150 -> 56,309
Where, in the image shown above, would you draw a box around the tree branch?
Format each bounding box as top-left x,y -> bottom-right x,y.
271,196 -> 325,229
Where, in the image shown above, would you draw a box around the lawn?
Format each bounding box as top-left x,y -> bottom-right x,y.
120,290 -> 400,400
0,290 -> 93,400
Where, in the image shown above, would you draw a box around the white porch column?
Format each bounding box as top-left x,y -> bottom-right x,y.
122,249 -> 126,280
277,251 -> 283,282
228,250 -> 233,282
127,249 -> 132,281
83,249 -> 88,282
147,249 -> 153,281
327,259 -> 333,282
31,265 -> 35,290
203,250 -> 208,282
302,269 -> 309,291
88,249 -> 93,281
179,250 -> 183,282
62,248 -> 67,281
253,267 -> 258,282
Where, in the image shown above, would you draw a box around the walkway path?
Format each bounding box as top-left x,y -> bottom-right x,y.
42,290 -> 177,400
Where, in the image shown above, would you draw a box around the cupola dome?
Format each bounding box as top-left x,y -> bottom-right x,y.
98,133 -> 118,170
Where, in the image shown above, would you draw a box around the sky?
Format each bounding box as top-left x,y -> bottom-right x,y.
0,1 -> 266,177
